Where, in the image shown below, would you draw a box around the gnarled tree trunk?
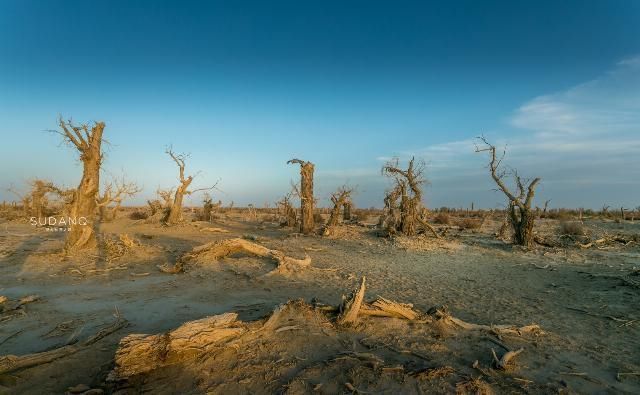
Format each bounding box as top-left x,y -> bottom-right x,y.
58,119 -> 105,252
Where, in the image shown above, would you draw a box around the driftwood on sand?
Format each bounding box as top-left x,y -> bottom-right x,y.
109,313 -> 245,380
159,237 -> 311,276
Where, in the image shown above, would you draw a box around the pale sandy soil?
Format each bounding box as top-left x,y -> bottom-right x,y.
0,212 -> 638,394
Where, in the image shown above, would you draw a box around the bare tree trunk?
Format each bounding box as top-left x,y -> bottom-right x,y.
288,159 -> 315,234
343,202 -> 352,221
58,119 -> 105,252
511,206 -> 535,247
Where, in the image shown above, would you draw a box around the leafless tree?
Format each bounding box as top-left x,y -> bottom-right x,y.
475,136 -> 541,248
163,147 -> 218,225
287,158 -> 315,234
380,157 -> 439,238
56,117 -> 106,252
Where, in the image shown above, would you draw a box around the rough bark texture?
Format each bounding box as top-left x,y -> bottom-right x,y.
343,201 -> 352,221
287,159 -> 315,234
58,118 -> 105,252
110,313 -> 244,380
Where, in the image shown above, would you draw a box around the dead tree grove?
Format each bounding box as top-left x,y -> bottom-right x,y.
380,157 -> 439,238
475,136 -> 541,248
163,147 -> 217,225
57,118 -> 105,252
287,158 -> 315,234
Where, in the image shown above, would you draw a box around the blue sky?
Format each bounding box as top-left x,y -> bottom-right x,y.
1,0 -> 639,209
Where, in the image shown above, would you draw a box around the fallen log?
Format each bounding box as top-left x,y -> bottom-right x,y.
0,313 -> 126,375
110,312 -> 245,380
429,307 -> 541,336
159,237 -> 311,275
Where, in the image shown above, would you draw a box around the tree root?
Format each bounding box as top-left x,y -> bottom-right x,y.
0,312 -> 126,375
159,237 -> 311,275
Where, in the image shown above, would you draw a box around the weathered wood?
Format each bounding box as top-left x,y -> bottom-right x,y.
368,297 -> 418,320
110,313 -> 244,380
337,277 -> 366,326
160,238 -> 311,275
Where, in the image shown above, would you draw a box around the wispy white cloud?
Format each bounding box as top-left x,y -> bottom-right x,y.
385,56 -> 640,208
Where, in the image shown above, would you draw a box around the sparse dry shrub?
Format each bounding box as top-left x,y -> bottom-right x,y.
559,221 -> 584,235
313,212 -> 324,224
458,217 -> 482,230
433,212 -> 450,225
356,209 -> 369,221
129,211 -> 149,220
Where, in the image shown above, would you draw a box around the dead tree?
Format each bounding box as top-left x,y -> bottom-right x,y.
323,185 -> 354,235
475,136 -> 541,248
287,158 -> 315,234
163,147 -> 217,225
96,176 -> 141,222
56,118 -> 106,252
381,157 -> 439,238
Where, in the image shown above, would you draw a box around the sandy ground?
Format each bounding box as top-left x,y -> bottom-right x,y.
0,212 -> 638,394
